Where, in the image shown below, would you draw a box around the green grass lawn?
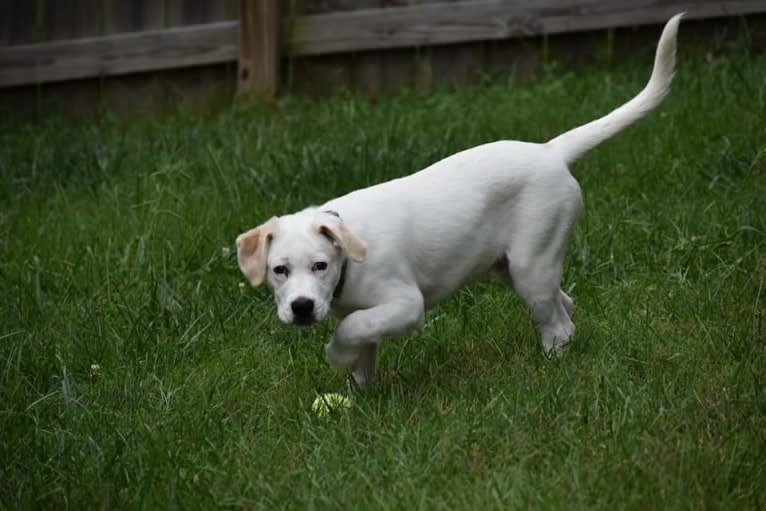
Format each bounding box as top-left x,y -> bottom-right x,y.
1,42 -> 765,510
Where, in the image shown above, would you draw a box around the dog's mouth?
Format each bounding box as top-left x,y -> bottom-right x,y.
292,316 -> 317,327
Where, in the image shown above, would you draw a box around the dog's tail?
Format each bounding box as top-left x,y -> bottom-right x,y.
547,13 -> 683,166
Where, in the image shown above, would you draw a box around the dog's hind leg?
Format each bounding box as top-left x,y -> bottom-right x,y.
508,257 -> 574,357
505,182 -> 581,356
496,260 -> 574,320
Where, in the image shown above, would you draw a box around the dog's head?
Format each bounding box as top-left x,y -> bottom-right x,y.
236,209 -> 366,325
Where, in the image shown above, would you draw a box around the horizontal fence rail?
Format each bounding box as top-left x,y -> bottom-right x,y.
290,0 -> 766,55
0,21 -> 239,87
1,0 -> 764,88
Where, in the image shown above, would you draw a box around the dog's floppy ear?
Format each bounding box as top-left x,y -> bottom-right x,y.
236,217 -> 278,287
316,219 -> 367,263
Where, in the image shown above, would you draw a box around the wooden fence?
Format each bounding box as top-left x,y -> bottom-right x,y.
0,0 -> 240,87
0,0 -> 764,100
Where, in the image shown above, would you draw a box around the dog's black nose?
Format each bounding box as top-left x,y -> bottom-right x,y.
291,297 -> 315,321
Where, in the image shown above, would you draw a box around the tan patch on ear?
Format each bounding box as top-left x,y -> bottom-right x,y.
317,222 -> 367,263
236,217 -> 278,287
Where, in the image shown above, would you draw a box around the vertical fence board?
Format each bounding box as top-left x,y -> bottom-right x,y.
205,0 -> 236,22
453,43 -> 485,85
429,43 -> 484,89
300,0 -> 389,93
43,0 -> 89,41
351,0 -> 383,94
0,1 -> 11,45
163,0 -> 185,27
378,0 -> 472,94
164,0 -> 225,26
178,0 -> 209,25
413,46 -> 433,93
44,0 -> 74,40
75,0 -> 105,37
8,0 -> 42,44
237,0 -> 280,100
378,0 -> 412,92
485,37 -> 540,82
352,49 -> 382,94
105,1 -> 142,34
381,49 -> 413,92
300,0 -> 366,14
139,1 -> 167,31
291,53 -> 352,96
223,0 -> 239,19
45,0 -> 103,39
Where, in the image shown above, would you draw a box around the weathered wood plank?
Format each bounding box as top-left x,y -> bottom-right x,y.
289,0 -> 766,55
0,1 -> 13,45
7,0 -> 42,44
300,0 -> 372,14
377,0 -> 413,92
0,21 -> 238,87
44,0 -> 73,40
164,0 -> 186,27
381,49 -> 413,92
43,0 -> 103,40
73,0 -> 106,38
104,0 -> 158,34
223,0 -> 239,20
177,0 -> 214,25
237,0 -> 280,100
206,0 -> 234,22
290,53 -> 352,96
163,0 -> 234,26
138,0 -> 167,31
413,46 -> 433,94
485,36 -> 539,82
352,49 -> 383,94
350,0 -> 384,94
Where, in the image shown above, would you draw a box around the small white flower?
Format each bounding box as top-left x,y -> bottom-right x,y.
222,246 -> 231,258
89,363 -> 101,377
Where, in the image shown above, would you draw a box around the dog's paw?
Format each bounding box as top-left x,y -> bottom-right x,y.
541,321 -> 575,359
351,366 -> 376,389
543,340 -> 572,359
324,341 -> 358,369
346,372 -> 373,394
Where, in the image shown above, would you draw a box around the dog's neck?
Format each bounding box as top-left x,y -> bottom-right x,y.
333,258 -> 348,300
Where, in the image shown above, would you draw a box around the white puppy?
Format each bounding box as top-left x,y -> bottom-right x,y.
237,14 -> 683,386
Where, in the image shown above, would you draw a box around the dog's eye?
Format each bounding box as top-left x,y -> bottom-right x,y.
312,262 -> 328,272
273,265 -> 289,276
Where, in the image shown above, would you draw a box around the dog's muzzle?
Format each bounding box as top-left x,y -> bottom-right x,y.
291,297 -> 316,325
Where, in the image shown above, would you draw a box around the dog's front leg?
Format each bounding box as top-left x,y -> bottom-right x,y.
325,295 -> 424,385
351,343 -> 378,387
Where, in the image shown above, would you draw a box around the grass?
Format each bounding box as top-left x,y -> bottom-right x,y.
1,41 -> 765,510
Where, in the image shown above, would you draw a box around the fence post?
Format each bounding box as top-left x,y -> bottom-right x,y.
237,0 -> 280,100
